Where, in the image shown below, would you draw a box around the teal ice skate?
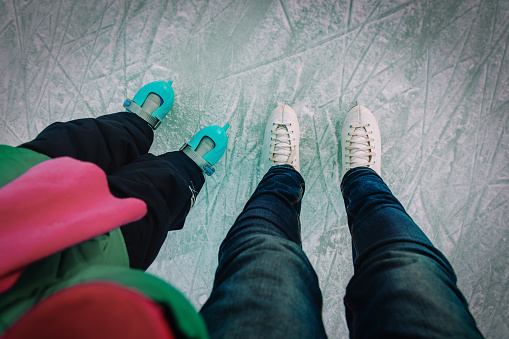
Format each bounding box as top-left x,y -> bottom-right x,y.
123,81 -> 174,130
181,124 -> 230,176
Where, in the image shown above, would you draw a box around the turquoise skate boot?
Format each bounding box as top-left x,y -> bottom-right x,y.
123,81 -> 174,130
180,124 -> 230,176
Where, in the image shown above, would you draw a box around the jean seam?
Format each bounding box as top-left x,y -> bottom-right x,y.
297,212 -> 302,247
341,185 -> 356,219
351,226 -> 361,261
291,183 -> 305,205
341,184 -> 360,259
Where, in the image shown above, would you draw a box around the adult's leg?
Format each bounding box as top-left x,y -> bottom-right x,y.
200,165 -> 327,339
19,112 -> 152,174
341,167 -> 483,338
108,151 -> 205,270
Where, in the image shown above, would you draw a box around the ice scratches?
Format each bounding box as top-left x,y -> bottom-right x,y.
190,1 -> 236,36
12,0 -> 23,57
419,48 -> 430,162
433,2 -> 479,39
320,241 -> 340,294
36,1 -> 74,117
120,0 -> 130,97
340,1 -> 380,95
488,36 -> 509,115
187,246 -> 204,296
217,0 -> 412,82
488,287 -> 509,335
308,114 -> 341,225
0,117 -> 22,144
425,22 -> 473,131
66,3 -> 108,121
349,14 -> 406,105
278,0 -> 294,38
408,23 -> 508,205
346,0 -> 353,29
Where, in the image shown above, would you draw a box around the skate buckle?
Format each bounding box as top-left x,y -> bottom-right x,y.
204,166 -> 215,176
180,143 -> 216,176
123,98 -> 162,130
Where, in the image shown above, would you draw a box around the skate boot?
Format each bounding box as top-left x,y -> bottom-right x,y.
262,104 -> 300,172
341,105 -> 381,177
123,81 -> 174,130
180,124 -> 230,176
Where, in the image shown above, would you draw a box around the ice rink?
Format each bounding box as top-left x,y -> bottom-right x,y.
1,0 -> 507,337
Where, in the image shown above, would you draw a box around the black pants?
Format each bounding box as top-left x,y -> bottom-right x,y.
20,112 -> 205,270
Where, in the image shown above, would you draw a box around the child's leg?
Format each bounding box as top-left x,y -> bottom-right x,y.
107,151 -> 205,270
19,112 -> 153,174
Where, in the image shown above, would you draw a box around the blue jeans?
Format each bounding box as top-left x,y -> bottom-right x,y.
200,166 -> 483,338
341,168 -> 482,338
200,165 -> 327,338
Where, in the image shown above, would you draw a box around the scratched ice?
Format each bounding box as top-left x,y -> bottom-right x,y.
1,0 -> 508,337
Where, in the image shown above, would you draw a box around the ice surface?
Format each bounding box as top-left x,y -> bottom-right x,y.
1,0 -> 508,337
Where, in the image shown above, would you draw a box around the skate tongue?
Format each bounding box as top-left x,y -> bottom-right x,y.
349,126 -> 371,166
273,125 -> 292,164
195,137 -> 215,157
141,93 -> 161,114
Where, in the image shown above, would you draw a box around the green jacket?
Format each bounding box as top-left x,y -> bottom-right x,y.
0,145 -> 208,338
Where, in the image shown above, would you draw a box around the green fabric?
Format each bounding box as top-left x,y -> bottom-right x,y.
0,145 -> 50,187
0,231 -> 130,332
0,250 -> 208,339
0,145 -> 209,339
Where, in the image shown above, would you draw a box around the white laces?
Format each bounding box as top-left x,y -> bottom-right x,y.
269,123 -> 296,165
345,123 -> 376,170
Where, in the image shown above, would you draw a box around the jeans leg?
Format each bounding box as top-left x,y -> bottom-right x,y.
200,165 -> 327,339
341,167 -> 483,338
108,151 -> 205,270
19,112 -> 152,174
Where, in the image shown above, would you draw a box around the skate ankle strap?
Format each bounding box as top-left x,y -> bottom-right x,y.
123,99 -> 162,130
180,143 -> 215,176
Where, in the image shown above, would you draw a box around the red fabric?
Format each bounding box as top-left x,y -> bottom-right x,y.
0,157 -> 147,293
2,282 -> 175,339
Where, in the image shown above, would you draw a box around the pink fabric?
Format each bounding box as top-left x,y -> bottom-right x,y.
0,157 -> 147,293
